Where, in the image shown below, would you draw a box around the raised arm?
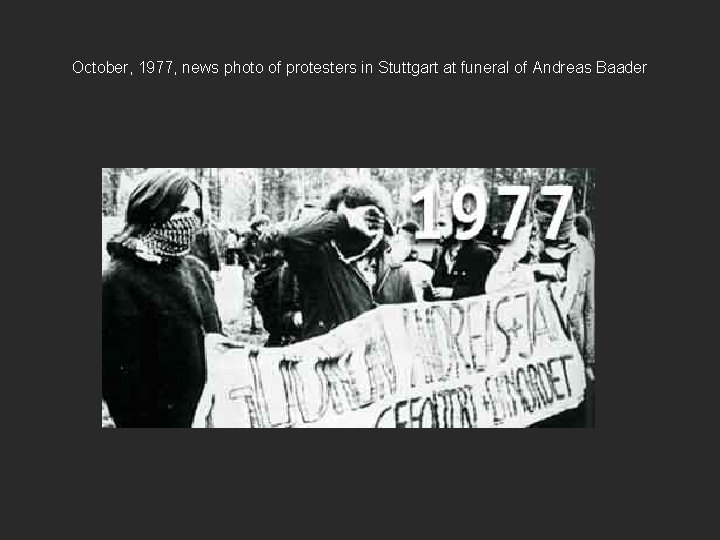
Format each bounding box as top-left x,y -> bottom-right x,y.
278,210 -> 350,259
485,224 -> 533,293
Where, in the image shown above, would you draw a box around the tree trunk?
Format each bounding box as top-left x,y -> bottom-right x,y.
110,168 -> 122,216
255,169 -> 263,216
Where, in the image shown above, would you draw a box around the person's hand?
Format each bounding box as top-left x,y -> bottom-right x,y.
432,287 -> 454,300
205,333 -> 244,356
507,223 -> 533,257
292,312 -> 303,328
341,205 -> 385,237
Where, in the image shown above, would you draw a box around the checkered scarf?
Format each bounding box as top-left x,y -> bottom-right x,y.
143,214 -> 200,258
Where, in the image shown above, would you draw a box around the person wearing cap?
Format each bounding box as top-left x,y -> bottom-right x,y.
487,192 -> 595,426
274,178 -> 415,340
238,214 -> 271,332
239,213 -> 271,271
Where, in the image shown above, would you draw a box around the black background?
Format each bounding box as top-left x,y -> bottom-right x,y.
32,1 -> 690,534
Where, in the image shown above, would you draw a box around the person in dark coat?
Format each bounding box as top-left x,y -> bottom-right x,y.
103,170 -> 223,428
426,217 -> 496,301
275,178 -> 415,340
253,203 -> 321,347
240,214 -> 271,333
190,221 -> 222,274
238,214 -> 271,271
251,234 -> 303,348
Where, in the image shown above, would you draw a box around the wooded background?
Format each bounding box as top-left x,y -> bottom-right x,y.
102,168 -> 596,232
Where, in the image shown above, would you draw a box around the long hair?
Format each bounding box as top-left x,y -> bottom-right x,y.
575,213 -> 593,241
322,178 -> 395,261
322,177 -> 394,222
107,169 -> 202,257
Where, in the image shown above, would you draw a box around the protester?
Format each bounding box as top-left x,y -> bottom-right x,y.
190,219 -> 222,279
252,201 -> 322,346
102,170 -> 223,427
239,214 -> 271,270
365,233 -> 416,306
225,228 -> 240,265
486,193 -> 595,427
428,219 -> 451,269
397,220 -> 421,261
251,233 -> 303,347
487,194 -> 594,362
476,223 -> 501,261
575,213 -> 595,249
239,214 -> 271,332
390,219 -> 434,301
275,178 -> 415,340
426,216 -> 496,301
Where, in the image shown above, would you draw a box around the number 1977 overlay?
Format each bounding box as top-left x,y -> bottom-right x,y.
412,184 -> 573,241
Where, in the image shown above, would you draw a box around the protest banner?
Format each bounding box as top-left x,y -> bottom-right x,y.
193,282 -> 586,428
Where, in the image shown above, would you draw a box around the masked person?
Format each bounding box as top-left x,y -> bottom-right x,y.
275,178 -> 415,340
103,170 -> 223,428
487,192 -> 595,427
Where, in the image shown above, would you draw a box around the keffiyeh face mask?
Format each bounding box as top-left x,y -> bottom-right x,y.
143,214 -> 200,258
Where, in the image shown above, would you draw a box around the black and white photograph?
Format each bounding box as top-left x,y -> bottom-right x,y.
102,168 -> 595,428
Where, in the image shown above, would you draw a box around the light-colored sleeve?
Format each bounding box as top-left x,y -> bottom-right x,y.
485,247 -> 519,293
486,224 -> 534,293
583,245 -> 595,365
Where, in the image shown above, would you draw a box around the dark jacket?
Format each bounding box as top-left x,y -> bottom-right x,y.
238,230 -> 263,269
190,226 -> 221,272
430,240 -> 496,300
279,211 -> 415,340
102,253 -> 221,427
252,254 -> 304,347
375,261 -> 417,305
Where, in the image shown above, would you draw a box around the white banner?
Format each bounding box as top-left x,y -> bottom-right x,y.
194,282 -> 585,428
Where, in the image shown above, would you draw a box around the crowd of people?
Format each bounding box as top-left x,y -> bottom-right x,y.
102,170 -> 595,428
